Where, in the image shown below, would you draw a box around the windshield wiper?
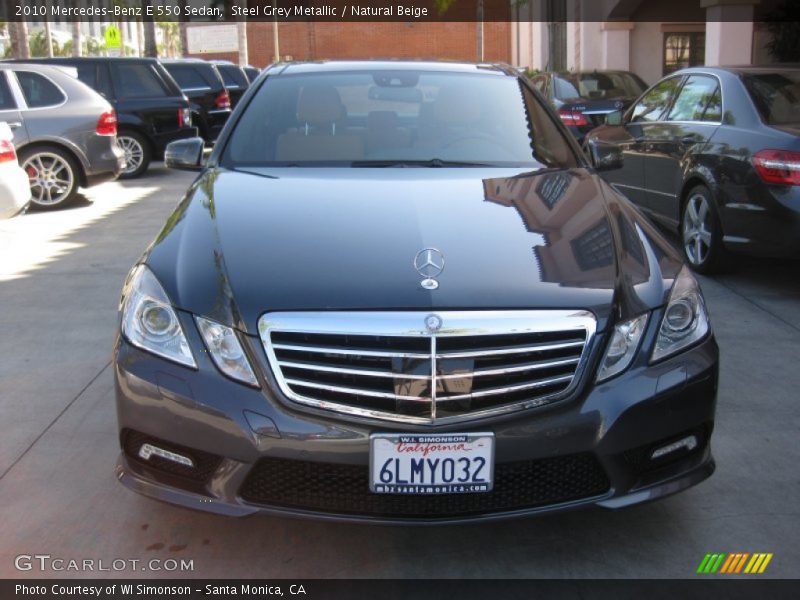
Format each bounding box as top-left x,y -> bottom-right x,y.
350,159 -> 498,168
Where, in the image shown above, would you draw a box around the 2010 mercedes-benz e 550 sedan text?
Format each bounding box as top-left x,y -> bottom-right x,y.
114,61 -> 719,523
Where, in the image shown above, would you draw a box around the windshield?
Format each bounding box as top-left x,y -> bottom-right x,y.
221,70 -> 578,168
554,72 -> 646,101
743,71 -> 800,125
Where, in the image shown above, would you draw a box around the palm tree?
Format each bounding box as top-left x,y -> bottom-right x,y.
143,0 -> 158,57
71,21 -> 81,57
178,0 -> 188,55
11,20 -> 30,59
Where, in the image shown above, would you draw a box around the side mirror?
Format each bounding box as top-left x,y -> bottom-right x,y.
165,137 -> 205,171
587,139 -> 624,172
605,110 -> 623,126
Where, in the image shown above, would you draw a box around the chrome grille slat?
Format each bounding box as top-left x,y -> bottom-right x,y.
260,311 -> 596,424
438,356 -> 581,379
436,340 -> 584,359
437,374 -> 574,401
272,343 -> 429,359
285,379 -> 429,402
278,360 -> 429,380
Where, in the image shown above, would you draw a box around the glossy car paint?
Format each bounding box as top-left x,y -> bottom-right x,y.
587,66 -> 800,260
211,62 -> 250,107
0,64 -> 123,187
114,61 -> 718,523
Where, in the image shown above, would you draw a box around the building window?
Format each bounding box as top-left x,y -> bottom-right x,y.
663,33 -> 705,75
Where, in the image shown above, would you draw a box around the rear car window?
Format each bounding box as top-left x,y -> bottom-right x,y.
555,72 -> 646,101
111,63 -> 169,99
667,75 -> 721,122
15,71 -> 66,108
0,73 -> 16,110
166,65 -> 214,90
218,66 -> 248,89
743,71 -> 800,125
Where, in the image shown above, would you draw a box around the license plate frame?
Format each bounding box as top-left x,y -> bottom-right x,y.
369,432 -> 495,494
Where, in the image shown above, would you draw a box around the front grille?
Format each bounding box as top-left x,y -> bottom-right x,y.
239,453 -> 610,518
259,311 -> 596,424
121,429 -> 223,483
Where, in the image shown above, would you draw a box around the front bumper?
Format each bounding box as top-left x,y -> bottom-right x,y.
114,317 -> 719,524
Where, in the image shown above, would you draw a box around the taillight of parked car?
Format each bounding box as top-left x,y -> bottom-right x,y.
96,111 -> 118,136
0,139 -> 17,163
215,90 -> 231,110
179,108 -> 192,128
558,109 -> 589,127
752,150 -> 800,185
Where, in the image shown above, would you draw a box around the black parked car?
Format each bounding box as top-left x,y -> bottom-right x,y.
12,57 -> 197,178
586,66 -> 800,273
531,70 -> 647,142
210,60 -> 250,107
114,61 -> 718,523
162,59 -> 231,144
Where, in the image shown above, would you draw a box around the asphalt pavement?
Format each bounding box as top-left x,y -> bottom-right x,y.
0,166 -> 798,579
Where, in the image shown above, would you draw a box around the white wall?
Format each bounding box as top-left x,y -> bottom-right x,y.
630,21 -> 664,87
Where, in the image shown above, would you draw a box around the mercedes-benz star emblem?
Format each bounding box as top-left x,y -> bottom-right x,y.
414,248 -> 445,290
425,314 -> 443,333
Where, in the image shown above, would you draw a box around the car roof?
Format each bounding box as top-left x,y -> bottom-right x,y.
675,65 -> 800,76
0,62 -> 78,78
4,56 -> 160,65
271,60 -> 512,76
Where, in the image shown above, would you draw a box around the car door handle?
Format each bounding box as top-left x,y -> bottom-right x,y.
7,122 -> 22,129
681,135 -> 698,144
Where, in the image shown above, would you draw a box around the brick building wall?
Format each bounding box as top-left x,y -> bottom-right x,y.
192,21 -> 511,67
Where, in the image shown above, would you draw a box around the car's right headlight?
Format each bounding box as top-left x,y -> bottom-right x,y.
651,266 -> 710,362
120,264 -> 196,368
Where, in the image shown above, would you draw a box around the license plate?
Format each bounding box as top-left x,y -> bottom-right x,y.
370,432 -> 494,494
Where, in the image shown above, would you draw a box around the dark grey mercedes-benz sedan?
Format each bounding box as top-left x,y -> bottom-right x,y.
114,61 -> 719,523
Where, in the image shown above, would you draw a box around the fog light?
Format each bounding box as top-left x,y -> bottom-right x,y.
650,435 -> 698,460
138,443 -> 194,467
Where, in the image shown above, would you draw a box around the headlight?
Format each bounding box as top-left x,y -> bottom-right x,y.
652,266 -> 710,362
121,264 -> 196,368
195,316 -> 258,387
596,313 -> 648,382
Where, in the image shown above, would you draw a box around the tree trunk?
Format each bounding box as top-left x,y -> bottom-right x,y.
10,21 -> 30,59
44,20 -> 54,58
72,21 -> 82,57
178,0 -> 189,56
137,20 -> 144,57
143,1 -> 158,57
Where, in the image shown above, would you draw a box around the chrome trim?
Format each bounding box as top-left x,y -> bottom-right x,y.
439,374 -> 574,401
278,360 -> 429,380
437,340 -> 584,359
439,356 -> 581,379
611,182 -> 678,198
272,343 -> 429,359
285,379 -> 428,402
259,310 -> 596,425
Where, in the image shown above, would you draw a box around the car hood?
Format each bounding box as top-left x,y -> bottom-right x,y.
144,167 -> 682,334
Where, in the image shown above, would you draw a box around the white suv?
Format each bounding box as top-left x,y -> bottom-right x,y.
0,121 -> 30,218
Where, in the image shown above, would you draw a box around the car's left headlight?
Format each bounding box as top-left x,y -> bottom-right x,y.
652,266 -> 710,362
196,316 -> 259,387
120,264 -> 196,368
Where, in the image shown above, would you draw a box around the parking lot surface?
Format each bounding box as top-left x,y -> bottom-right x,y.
0,167 -> 798,578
